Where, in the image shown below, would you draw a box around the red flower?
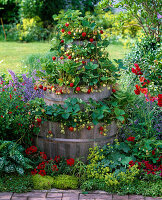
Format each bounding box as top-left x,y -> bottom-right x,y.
76,87 -> 81,92
152,150 -> 155,155
16,106 -> 18,109
112,89 -> 116,93
68,55 -> 72,59
141,88 -> 148,94
89,38 -> 94,43
99,126 -> 104,131
87,126 -> 91,130
52,56 -> 56,61
82,32 -> 86,37
70,83 -> 74,87
43,87 -> 47,91
54,155 -> 61,163
129,160 -> 134,165
134,89 -> 140,95
37,162 -> 45,170
157,95 -> 162,107
127,136 -> 135,142
8,111 -> 12,114
37,118 -> 42,123
87,89 -> 91,94
82,60 -> 86,64
66,158 -> 75,166
134,63 -> 139,68
65,23 -> 69,27
100,30 -> 103,34
31,168 -> 37,175
68,31 -> 71,35
10,94 -> 12,99
39,85 -> 43,89
69,127 -> 74,132
51,165 -> 58,171
61,29 -> 65,33
132,68 -> 137,74
38,170 -> 46,176
25,146 -> 37,155
1,115 -> 3,118
40,152 -> 47,160
61,40 -> 64,43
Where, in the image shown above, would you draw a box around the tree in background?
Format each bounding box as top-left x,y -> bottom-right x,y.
98,0 -> 162,41
0,0 -> 19,23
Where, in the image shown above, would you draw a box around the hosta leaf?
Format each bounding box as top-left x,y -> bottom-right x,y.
5,165 -> 15,173
16,166 -> 24,175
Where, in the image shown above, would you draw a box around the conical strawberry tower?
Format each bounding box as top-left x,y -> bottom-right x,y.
35,10 -> 117,162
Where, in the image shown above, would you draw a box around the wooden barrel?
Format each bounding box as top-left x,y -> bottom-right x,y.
35,121 -> 117,162
44,85 -> 112,105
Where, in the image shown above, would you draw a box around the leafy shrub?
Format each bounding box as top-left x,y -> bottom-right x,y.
0,174 -> 33,193
0,140 -> 33,175
32,174 -> 54,190
81,178 -> 107,191
16,16 -> 50,42
0,82 -> 42,143
52,175 -> 78,189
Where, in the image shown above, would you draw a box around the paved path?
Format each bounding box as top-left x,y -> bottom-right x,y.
0,189 -> 161,200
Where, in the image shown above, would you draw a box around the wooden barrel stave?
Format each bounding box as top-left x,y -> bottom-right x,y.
35,121 -> 117,162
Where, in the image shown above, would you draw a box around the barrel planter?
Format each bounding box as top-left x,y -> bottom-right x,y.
35,121 -> 117,163
44,85 -> 112,105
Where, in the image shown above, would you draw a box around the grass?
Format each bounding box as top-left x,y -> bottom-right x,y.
0,41 -> 51,74
0,41 -> 129,74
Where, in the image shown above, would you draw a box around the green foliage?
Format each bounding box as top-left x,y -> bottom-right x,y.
16,16 -> 50,42
52,175 -> 78,189
0,174 -> 33,193
0,84 -> 41,144
81,178 -> 107,191
98,0 -> 161,41
0,140 -> 33,175
32,174 -> 54,190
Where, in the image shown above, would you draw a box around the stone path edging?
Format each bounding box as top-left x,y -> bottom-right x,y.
0,189 -> 161,200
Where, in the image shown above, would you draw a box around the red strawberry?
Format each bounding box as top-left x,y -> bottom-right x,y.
39,85 -> 43,89
87,89 -> 91,94
70,83 -> 74,87
60,56 -> 64,60
68,56 -> 72,59
76,87 -> 81,92
34,86 -> 38,90
65,23 -> 69,27
82,32 -> 86,37
61,29 -> 65,33
68,31 -> 71,35
89,38 -> 94,43
43,87 -> 47,91
100,30 -> 103,34
61,40 -> 64,43
37,118 -> 42,123
112,89 -> 116,93
52,56 -> 56,61
69,127 -> 74,131
87,126 -> 91,130
99,126 -> 104,131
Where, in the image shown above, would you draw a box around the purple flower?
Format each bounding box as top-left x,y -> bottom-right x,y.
157,13 -> 162,19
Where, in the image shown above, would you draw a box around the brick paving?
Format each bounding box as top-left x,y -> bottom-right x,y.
0,189 -> 161,200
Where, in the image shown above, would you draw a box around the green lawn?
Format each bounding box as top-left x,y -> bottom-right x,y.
0,41 -> 51,74
0,41 -> 129,74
